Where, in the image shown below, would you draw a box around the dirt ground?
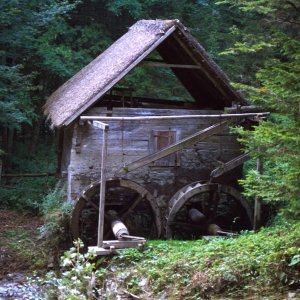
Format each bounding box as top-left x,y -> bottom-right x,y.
0,209 -> 43,279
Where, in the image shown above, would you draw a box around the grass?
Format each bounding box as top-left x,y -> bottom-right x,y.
2,228 -> 48,268
106,220 -> 300,299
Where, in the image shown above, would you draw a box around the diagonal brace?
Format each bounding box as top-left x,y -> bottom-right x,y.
115,121 -> 228,176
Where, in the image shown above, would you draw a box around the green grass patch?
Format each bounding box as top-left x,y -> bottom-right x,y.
109,221 -> 300,299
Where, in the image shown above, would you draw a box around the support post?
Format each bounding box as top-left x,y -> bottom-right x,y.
253,148 -> 263,231
97,123 -> 109,248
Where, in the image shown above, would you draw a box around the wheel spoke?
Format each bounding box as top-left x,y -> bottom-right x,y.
120,194 -> 143,220
83,194 -> 99,211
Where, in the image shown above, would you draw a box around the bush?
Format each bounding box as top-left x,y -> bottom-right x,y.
39,182 -> 72,239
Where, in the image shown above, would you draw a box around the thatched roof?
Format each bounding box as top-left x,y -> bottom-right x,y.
44,19 -> 247,127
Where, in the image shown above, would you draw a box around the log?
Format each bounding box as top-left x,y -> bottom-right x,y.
225,105 -> 265,113
115,121 -> 228,176
1,172 -> 56,177
80,112 -> 270,123
111,220 -> 130,240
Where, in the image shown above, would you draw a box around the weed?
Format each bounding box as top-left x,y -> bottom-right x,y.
44,239 -> 107,299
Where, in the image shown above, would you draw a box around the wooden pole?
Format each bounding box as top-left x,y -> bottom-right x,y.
80,112 -> 269,123
97,124 -> 109,248
210,153 -> 250,179
253,149 -> 263,231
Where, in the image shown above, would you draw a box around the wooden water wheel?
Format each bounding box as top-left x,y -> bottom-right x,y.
71,178 -> 161,246
166,182 -> 253,239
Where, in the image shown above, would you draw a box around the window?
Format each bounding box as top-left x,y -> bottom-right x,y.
151,130 -> 179,166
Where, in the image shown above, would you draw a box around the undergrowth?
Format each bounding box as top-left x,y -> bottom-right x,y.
0,185 -> 73,274
0,143 -> 57,213
1,227 -> 49,271
109,220 -> 300,299
41,219 -> 300,299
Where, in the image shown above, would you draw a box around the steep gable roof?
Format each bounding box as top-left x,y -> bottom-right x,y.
44,19 -> 247,127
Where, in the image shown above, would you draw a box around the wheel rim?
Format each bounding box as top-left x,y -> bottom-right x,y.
71,178 -> 161,245
166,182 -> 253,239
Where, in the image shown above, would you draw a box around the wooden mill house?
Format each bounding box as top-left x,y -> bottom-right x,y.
44,20 -> 267,254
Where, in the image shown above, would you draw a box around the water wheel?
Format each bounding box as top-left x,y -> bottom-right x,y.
71,178 -> 161,246
166,182 -> 253,239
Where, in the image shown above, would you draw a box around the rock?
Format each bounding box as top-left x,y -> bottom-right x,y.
288,292 -> 297,299
0,286 -> 7,295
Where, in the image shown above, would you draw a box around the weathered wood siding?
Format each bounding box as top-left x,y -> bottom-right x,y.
66,107 -> 242,205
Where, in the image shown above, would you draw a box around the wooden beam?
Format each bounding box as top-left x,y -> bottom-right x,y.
172,33 -> 230,101
120,194 -> 144,221
103,94 -> 186,106
115,121 -> 228,176
225,105 -> 265,114
80,112 -> 270,123
210,153 -> 250,179
1,172 -> 56,177
143,61 -> 202,69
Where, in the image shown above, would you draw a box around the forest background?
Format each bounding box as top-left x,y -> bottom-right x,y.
0,0 -> 299,298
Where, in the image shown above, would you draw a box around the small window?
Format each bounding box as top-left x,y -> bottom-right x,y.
151,130 -> 179,166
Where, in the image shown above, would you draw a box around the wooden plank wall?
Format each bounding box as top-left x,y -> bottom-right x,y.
66,107 -> 242,204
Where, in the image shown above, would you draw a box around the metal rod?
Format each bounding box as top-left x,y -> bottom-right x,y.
81,112 -> 269,122
97,124 -> 109,247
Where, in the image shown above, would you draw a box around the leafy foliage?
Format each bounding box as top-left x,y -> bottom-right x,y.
218,0 -> 300,217
0,0 -> 80,129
